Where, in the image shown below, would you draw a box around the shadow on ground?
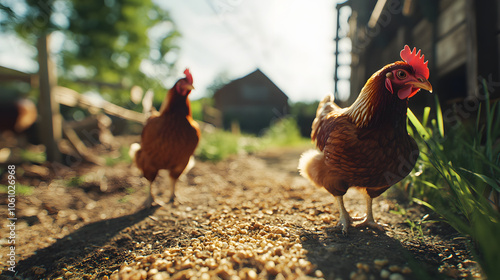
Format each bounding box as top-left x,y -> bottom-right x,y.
3,206 -> 159,279
301,226 -> 437,280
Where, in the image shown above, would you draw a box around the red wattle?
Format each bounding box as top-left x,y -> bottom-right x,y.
397,86 -> 413,99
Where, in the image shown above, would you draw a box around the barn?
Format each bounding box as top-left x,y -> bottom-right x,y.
335,0 -> 500,109
213,69 -> 289,134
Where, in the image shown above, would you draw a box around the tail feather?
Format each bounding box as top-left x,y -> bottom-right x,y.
298,149 -> 326,188
183,156 -> 196,175
317,94 -> 341,117
129,143 -> 141,162
311,94 -> 340,142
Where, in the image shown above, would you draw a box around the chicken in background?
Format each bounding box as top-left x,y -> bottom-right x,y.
299,45 -> 432,234
130,69 -> 200,207
0,98 -> 37,133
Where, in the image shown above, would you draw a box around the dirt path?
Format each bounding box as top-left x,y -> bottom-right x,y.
0,145 -> 481,279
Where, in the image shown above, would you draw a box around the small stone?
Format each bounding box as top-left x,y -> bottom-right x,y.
350,271 -> 368,280
388,265 -> 401,272
380,269 -> 390,279
401,267 -> 412,274
265,261 -> 279,275
32,266 -> 46,275
389,273 -> 405,280
374,259 -> 389,269
356,262 -> 370,272
148,268 -> 159,276
247,270 -> 258,280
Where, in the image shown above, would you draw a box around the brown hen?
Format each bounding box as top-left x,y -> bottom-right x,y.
299,46 -> 432,234
130,69 -> 200,207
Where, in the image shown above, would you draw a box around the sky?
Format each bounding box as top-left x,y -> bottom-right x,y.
0,0 -> 351,103
156,0 -> 344,102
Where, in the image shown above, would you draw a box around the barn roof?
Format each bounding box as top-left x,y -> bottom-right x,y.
214,69 -> 288,101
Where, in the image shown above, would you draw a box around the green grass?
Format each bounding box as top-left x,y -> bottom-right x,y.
390,204 -> 437,239
66,176 -> 85,187
20,149 -> 46,163
260,117 -> 308,147
0,184 -> 35,196
404,89 -> 500,279
196,129 -> 262,162
104,146 -> 133,166
196,117 -> 308,162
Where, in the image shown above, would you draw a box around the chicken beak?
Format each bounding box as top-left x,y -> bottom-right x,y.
185,85 -> 195,91
407,80 -> 433,93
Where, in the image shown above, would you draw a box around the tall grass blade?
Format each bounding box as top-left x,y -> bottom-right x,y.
481,79 -> 493,161
461,168 -> 500,192
422,107 -> 431,128
407,109 -> 430,140
434,95 -> 444,138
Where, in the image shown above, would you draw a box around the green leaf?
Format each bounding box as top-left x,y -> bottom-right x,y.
422,107 -> 431,127
407,109 -> 430,140
434,95 -> 445,138
482,79 -> 493,161
412,198 -> 436,211
461,168 -> 500,192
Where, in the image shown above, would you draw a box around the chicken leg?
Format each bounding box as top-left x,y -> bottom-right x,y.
143,181 -> 166,208
168,176 -> 177,203
355,191 -> 386,231
143,182 -> 155,208
335,196 -> 353,235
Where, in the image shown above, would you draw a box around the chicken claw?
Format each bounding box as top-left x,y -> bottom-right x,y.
355,218 -> 387,231
142,196 -> 166,208
335,215 -> 352,235
143,182 -> 167,208
142,192 -> 154,208
354,194 -> 387,231
351,214 -> 367,221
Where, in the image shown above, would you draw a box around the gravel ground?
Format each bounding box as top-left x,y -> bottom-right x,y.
0,140 -> 482,280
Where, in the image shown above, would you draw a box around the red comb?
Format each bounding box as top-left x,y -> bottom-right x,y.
400,45 -> 429,79
184,68 -> 193,84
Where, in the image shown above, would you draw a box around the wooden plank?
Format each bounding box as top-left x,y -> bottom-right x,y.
412,19 -> 433,55
436,23 -> 467,77
437,0 -> 466,38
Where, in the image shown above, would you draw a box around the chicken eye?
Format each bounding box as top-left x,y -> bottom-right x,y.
396,70 -> 407,80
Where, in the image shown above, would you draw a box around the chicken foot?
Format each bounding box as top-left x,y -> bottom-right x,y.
354,192 -> 387,231
143,182 -> 166,208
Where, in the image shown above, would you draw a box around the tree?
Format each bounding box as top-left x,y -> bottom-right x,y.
0,0 -> 180,105
206,70 -> 231,98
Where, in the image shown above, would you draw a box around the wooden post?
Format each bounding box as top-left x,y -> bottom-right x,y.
38,34 -> 62,162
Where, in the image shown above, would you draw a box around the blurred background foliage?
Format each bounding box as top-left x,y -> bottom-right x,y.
0,0 -> 180,105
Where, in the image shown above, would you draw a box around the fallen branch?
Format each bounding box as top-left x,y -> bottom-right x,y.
54,86 -> 146,123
